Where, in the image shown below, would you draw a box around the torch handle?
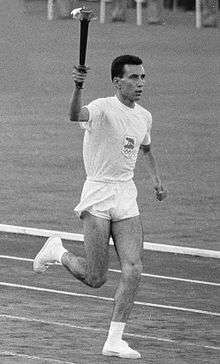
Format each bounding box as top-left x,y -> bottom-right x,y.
79,19 -> 90,66
76,19 -> 90,88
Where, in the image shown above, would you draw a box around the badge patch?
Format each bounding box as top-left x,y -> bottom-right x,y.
121,136 -> 137,159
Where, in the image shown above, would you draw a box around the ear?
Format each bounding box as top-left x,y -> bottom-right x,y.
112,77 -> 122,89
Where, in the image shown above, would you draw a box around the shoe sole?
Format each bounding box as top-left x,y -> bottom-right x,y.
102,350 -> 141,359
33,236 -> 61,273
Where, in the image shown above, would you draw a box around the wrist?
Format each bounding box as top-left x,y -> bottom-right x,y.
75,82 -> 84,90
153,176 -> 161,187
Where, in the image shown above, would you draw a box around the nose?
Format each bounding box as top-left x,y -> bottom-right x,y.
137,77 -> 145,87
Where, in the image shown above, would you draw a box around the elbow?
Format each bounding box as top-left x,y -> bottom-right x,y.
69,116 -> 76,122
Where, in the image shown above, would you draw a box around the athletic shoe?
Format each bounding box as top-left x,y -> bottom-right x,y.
102,339 -> 141,359
33,236 -> 63,273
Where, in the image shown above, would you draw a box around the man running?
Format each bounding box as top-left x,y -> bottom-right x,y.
33,55 -> 167,359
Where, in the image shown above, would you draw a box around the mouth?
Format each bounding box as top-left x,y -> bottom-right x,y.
135,90 -> 142,96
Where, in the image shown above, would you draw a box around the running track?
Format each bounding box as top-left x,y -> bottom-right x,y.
0,232 -> 219,363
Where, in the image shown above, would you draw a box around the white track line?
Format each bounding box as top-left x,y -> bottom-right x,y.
1,224 -> 220,258
1,314 -> 220,351
1,255 -> 219,287
1,281 -> 219,317
0,350 -> 76,364
110,268 -> 220,287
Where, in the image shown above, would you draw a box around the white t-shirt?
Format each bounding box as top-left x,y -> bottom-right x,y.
80,96 -> 152,182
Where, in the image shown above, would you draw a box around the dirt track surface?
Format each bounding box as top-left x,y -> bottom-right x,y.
0,232 -> 220,363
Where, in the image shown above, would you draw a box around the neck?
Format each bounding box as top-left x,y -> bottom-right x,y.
116,92 -> 135,109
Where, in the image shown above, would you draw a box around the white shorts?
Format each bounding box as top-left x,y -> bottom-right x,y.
74,179 -> 139,221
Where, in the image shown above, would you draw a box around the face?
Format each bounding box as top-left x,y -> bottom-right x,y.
115,64 -> 146,106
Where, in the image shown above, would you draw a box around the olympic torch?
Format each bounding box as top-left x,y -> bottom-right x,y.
71,7 -> 95,88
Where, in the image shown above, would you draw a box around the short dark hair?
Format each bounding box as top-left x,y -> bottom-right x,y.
111,55 -> 143,81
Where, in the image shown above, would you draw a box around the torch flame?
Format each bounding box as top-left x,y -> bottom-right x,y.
71,7 -> 83,19
71,7 -> 95,21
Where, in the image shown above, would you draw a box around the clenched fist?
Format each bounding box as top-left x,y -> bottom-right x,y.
154,186 -> 167,201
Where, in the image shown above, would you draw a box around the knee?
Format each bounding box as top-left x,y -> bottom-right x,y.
132,261 -> 143,279
87,274 -> 107,289
123,261 -> 143,281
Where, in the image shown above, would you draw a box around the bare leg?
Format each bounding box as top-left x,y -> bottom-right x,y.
202,0 -> 218,27
62,212 -> 111,288
147,0 -> 163,24
111,0 -> 127,22
110,216 -> 143,322
102,215 -> 143,358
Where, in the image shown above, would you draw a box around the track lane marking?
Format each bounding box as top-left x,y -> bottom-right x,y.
1,224 -> 219,258
0,350 -> 76,364
1,314 -> 220,351
0,281 -> 219,317
1,255 -> 219,287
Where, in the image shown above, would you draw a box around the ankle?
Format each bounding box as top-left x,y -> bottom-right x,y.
58,248 -> 68,263
107,321 -> 126,343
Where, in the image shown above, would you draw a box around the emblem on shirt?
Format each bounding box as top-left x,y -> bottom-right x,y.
121,136 -> 137,160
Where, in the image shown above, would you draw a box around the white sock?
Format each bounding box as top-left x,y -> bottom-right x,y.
107,321 -> 126,344
57,247 -> 68,263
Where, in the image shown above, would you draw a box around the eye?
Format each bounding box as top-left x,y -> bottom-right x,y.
129,75 -> 139,80
128,74 -> 145,81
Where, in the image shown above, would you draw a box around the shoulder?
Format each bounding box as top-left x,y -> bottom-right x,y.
135,104 -> 152,124
85,97 -> 116,119
84,98 -> 107,120
82,97 -> 113,127
87,97 -> 114,108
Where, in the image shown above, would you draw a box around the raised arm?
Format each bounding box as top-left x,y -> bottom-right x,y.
69,66 -> 89,122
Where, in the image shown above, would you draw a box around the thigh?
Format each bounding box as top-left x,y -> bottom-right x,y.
82,211 -> 111,275
111,216 -> 143,267
113,180 -> 139,221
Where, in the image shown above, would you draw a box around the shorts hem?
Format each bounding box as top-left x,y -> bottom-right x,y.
86,210 -> 111,221
111,212 -> 140,222
74,208 -> 139,222
75,208 -> 111,221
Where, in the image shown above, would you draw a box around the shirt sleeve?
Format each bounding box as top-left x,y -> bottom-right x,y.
141,112 -> 152,145
80,99 -> 104,131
